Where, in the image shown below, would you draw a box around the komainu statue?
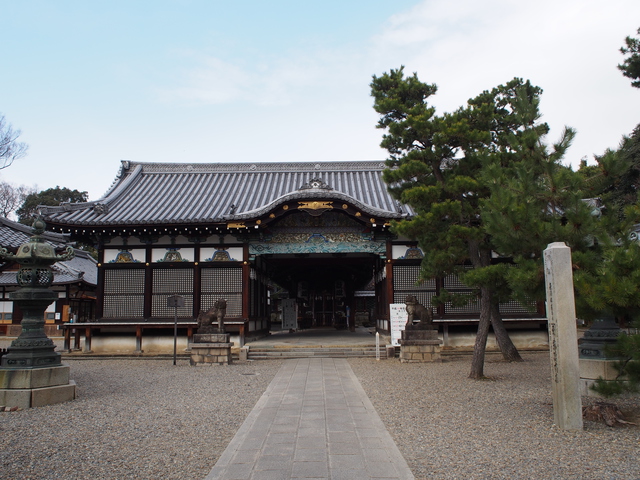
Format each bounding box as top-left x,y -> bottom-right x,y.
197,299 -> 228,333
405,295 -> 433,328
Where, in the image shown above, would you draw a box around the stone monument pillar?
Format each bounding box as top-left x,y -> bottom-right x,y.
543,242 -> 583,430
0,218 -> 77,409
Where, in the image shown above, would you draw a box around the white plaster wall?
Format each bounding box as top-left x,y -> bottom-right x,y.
104,248 -> 146,263
151,247 -> 194,263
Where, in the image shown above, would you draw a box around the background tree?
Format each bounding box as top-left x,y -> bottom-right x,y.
371,68 -> 528,379
479,89 -> 603,321
0,113 -> 28,169
580,125 -> 640,222
17,186 -> 88,225
619,27 -> 640,88
580,31 -> 640,396
0,182 -> 34,219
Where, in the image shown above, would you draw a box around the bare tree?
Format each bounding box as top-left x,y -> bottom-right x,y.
0,182 -> 34,218
0,113 -> 28,169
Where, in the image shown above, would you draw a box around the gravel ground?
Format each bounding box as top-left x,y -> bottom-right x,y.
349,352 -> 640,480
1,351 -> 639,480
0,358 -> 284,480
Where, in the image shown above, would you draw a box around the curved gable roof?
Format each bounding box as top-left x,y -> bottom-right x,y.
41,161 -> 412,226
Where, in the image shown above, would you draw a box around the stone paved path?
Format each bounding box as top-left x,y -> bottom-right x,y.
205,358 -> 414,480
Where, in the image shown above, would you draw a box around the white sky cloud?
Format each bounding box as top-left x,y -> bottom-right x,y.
1,0 -> 639,200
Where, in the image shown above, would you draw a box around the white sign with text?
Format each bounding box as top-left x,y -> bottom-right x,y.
390,303 -> 408,347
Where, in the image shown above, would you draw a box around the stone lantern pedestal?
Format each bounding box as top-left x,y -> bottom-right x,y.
578,316 -> 622,397
0,218 -> 76,409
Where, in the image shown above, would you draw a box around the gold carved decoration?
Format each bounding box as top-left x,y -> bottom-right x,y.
283,205 -> 289,210
355,212 -> 361,217
342,204 -> 348,209
298,201 -> 333,217
269,213 -> 276,218
227,222 -> 246,229
298,201 -> 333,210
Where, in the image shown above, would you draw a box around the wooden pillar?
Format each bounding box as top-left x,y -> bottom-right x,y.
242,244 -> 250,320
74,329 -> 81,350
436,277 -> 446,317
96,248 -> 105,320
83,327 -> 92,353
348,289 -> 355,332
135,325 -> 143,354
144,246 -> 153,320
193,261 -> 201,317
63,327 -> 71,352
385,241 -> 394,320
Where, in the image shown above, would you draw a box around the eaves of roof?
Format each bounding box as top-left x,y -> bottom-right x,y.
40,161 -> 413,227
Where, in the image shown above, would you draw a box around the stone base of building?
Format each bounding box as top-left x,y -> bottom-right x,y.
399,327 -> 443,363
189,333 -> 233,365
0,364 -> 76,409
579,358 -> 621,397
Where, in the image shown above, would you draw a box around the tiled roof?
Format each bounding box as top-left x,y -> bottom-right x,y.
40,161 -> 412,226
0,217 -> 69,249
0,218 -> 97,286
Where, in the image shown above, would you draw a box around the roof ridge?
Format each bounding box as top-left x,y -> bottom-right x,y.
123,160 -> 388,174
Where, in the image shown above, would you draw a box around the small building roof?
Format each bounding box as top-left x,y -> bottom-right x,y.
40,161 -> 412,226
0,217 -> 69,249
0,217 -> 97,287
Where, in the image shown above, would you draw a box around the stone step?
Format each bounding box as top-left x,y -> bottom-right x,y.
246,346 -> 388,360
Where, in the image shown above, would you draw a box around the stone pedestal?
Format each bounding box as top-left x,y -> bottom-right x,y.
579,358 -> 621,397
189,333 -> 233,365
399,326 -> 442,363
0,365 -> 76,409
0,289 -> 77,409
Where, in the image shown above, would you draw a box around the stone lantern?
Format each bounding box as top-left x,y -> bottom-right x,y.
578,313 -> 623,397
0,217 -> 76,408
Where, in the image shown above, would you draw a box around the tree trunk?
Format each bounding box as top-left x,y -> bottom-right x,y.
490,302 -> 523,362
468,239 -> 492,379
469,285 -> 491,379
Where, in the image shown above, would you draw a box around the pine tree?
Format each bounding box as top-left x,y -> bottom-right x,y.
478,85 -> 601,316
370,69 -> 529,379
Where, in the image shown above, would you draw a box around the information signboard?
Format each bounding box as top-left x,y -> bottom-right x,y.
390,303 -> 408,347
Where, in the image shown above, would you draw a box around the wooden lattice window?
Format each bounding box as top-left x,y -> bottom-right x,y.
201,267 -> 243,317
103,269 -> 145,319
499,299 -> 538,315
393,264 -> 436,309
151,268 -> 194,318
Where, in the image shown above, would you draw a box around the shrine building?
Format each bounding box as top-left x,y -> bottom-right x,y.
40,160 -> 544,351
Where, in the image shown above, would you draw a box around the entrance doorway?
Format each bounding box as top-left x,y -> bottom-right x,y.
261,253 -> 380,331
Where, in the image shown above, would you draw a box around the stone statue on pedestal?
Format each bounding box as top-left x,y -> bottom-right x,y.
400,295 -> 442,363
404,295 -> 433,328
197,299 -> 227,334
191,299 -> 233,365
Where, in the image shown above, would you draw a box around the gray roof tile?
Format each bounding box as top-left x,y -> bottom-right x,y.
40,161 -> 412,226
0,218 -> 97,287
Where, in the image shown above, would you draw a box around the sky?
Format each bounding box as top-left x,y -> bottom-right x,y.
1,0 -> 639,202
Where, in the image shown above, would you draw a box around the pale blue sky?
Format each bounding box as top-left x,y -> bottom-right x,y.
2,0 -> 639,201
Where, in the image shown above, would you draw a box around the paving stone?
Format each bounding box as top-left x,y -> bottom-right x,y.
205,358 -> 414,479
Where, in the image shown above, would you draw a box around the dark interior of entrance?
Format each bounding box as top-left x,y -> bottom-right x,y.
262,254 -> 378,329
